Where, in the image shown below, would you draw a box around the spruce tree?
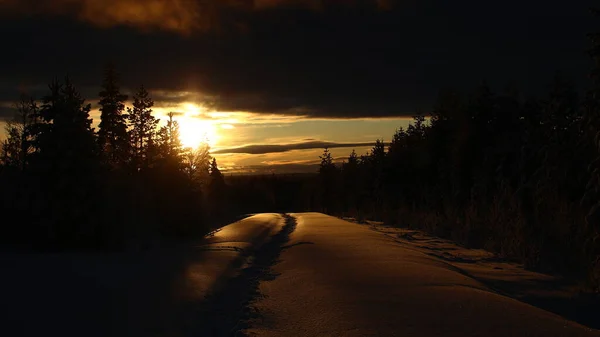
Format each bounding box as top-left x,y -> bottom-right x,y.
342,149 -> 360,215
31,77 -> 98,246
209,157 -> 224,184
37,77 -> 97,174
208,157 -> 226,219
318,147 -> 334,175
388,128 -> 407,158
368,140 -> 386,217
318,147 -> 337,214
98,63 -> 129,168
1,123 -> 21,167
0,96 -> 37,169
127,85 -> 158,171
158,112 -> 183,160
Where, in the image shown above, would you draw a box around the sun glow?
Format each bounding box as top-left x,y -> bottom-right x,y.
177,104 -> 220,148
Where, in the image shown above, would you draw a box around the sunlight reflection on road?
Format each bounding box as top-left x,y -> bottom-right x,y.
180,213 -> 284,301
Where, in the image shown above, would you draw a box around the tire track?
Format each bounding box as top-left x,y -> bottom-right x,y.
191,213 -> 297,336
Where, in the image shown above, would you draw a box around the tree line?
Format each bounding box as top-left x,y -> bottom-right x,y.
0,65 -> 227,250
316,12 -> 600,291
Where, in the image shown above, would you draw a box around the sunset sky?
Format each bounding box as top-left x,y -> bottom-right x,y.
0,0 -> 596,173
120,106 -> 416,174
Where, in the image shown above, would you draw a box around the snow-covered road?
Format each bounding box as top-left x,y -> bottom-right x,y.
244,213 -> 599,337
2,212 -> 598,336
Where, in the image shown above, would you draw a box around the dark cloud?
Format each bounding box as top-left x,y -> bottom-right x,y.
224,163 -> 319,175
222,155 -> 349,174
0,0 -> 392,34
0,105 -> 15,122
213,140 -> 378,154
0,0 -> 596,118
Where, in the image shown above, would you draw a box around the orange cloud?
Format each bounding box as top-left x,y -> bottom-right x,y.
0,0 -> 213,33
0,0 -> 395,34
77,0 -> 207,33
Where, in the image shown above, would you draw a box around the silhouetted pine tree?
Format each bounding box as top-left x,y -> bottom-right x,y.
428,90 -> 462,215
383,128 -> 407,223
209,158 -> 225,188
1,124 -> 20,166
319,147 -> 335,173
127,85 -> 159,171
342,149 -> 359,216
32,77 -> 99,247
36,77 -> 97,173
157,112 -> 183,168
0,94 -> 43,245
2,96 -> 38,170
97,63 -> 129,168
367,140 -> 386,219
208,157 -> 226,219
318,147 -> 337,214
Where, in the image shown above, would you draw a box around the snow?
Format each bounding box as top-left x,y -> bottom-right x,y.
244,213 -> 599,337
354,219 -> 600,328
0,213 -> 284,337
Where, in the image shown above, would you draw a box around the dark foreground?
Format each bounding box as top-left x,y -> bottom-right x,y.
1,213 -> 598,336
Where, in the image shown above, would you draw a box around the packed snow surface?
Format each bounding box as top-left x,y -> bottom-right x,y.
244,213 -> 599,337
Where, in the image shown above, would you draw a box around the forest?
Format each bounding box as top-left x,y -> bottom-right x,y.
312,15 -> 600,290
0,66 -> 229,250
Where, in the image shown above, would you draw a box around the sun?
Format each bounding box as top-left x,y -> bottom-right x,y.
177,104 -> 219,148
179,118 -> 217,148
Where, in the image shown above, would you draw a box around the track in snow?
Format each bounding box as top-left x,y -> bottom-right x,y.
193,213 -> 297,336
